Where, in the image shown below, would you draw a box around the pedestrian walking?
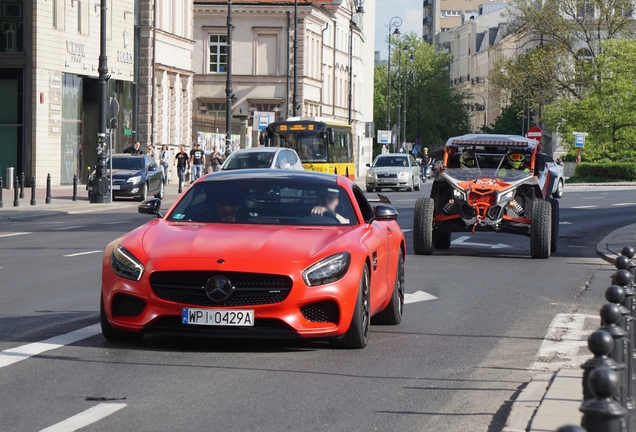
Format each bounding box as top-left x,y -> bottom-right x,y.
190,143 -> 205,182
174,145 -> 189,193
210,146 -> 224,172
159,145 -> 170,184
147,143 -> 155,159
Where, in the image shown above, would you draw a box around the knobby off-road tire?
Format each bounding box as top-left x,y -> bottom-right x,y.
373,250 -> 404,325
530,199 -> 552,259
100,296 -> 144,342
547,197 -> 559,253
413,197 -> 435,255
336,264 -> 371,349
433,231 -> 452,249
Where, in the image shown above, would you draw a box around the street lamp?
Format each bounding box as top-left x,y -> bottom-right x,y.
293,0 -> 298,117
348,0 -> 365,125
225,0 -> 233,157
89,0 -> 110,203
385,17 -> 401,134
402,46 -> 411,150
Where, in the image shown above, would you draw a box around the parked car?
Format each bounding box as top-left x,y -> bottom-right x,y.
365,154 -> 421,192
412,134 -> 560,259
87,154 -> 164,200
540,154 -> 565,198
100,170 -> 405,348
221,147 -> 304,171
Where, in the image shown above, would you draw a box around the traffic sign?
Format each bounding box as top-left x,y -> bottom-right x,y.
526,126 -> 542,139
573,131 -> 588,148
377,130 -> 391,144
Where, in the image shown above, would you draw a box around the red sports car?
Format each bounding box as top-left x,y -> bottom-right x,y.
100,170 -> 405,348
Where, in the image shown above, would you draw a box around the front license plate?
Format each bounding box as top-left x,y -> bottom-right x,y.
379,179 -> 394,184
112,185 -> 121,190
182,308 -> 255,326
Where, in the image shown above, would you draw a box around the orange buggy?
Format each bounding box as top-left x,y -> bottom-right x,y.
412,134 -> 559,259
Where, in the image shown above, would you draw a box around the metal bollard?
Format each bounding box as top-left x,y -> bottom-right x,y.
580,366 -> 628,432
45,174 -> 51,204
599,302 -> 634,430
582,330 -> 623,401
30,176 -> 36,206
72,175 -> 78,201
19,172 -> 25,198
13,176 -> 19,207
619,247 -> 635,280
0,176 -> 3,208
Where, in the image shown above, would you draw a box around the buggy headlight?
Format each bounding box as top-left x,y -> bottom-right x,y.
303,252 -> 351,287
111,245 -> 144,281
499,190 -> 514,203
452,187 -> 466,201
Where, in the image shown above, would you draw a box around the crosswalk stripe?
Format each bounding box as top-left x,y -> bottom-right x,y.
39,403 -> 127,432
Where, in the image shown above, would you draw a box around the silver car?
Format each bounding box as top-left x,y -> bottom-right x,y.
221,147 -> 305,171
366,154 -> 421,192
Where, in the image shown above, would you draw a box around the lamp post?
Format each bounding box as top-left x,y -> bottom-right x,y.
293,0 -> 298,117
402,46 -> 411,149
89,0 -> 110,203
225,0 -> 233,157
385,17 -> 401,133
348,0 -> 365,125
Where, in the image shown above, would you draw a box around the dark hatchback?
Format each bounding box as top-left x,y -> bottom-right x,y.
87,154 -> 164,200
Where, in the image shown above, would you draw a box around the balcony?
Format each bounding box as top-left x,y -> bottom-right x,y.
423,17 -> 431,24
423,0 -> 432,7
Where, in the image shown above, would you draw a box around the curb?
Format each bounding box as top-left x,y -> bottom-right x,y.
502,373 -> 554,432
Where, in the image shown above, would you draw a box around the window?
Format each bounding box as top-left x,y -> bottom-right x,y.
53,0 -> 65,29
208,34 -> 228,73
441,10 -> 462,17
577,0 -> 595,17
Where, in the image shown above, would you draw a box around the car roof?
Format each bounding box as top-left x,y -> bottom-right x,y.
375,154 -> 409,158
446,134 -> 539,149
227,147 -> 288,155
201,169 -> 341,186
112,153 -> 145,158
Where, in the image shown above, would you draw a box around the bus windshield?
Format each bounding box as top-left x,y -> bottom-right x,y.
268,130 -> 328,163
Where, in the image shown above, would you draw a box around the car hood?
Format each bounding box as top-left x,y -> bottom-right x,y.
111,169 -> 142,178
140,221 -> 352,263
369,166 -> 412,174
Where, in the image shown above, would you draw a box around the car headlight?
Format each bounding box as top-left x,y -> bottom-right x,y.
302,252 -> 351,287
367,171 -> 375,178
452,187 -> 467,201
127,176 -> 142,184
111,245 -> 144,281
398,171 -> 410,178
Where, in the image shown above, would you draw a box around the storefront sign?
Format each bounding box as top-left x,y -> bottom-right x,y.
66,41 -> 86,57
117,50 -> 134,64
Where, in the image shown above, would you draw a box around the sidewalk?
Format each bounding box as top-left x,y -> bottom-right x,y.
503,222 -> 636,431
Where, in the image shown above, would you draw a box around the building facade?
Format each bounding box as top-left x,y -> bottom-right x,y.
423,0 -> 507,44
192,0 -> 375,176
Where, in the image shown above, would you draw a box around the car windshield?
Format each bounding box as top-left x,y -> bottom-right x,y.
444,168 -> 533,182
166,179 -> 356,226
374,156 -> 409,167
112,157 -> 144,171
223,152 -> 275,170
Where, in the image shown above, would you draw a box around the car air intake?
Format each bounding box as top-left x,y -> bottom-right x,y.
300,301 -> 339,324
112,294 -> 147,317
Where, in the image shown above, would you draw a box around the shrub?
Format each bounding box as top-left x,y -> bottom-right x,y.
574,162 -> 636,181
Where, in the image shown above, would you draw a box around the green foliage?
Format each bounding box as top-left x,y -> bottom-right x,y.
574,162 -> 636,181
373,33 -> 470,158
481,103 -> 535,135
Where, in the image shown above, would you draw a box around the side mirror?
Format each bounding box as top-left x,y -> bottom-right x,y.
326,127 -> 335,144
138,198 -> 162,217
280,162 -> 291,169
373,205 -> 398,221
366,163 -> 371,167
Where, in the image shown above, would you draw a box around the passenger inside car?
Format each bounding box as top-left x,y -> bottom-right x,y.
216,195 -> 241,222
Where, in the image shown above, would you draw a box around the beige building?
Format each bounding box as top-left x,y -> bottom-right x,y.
192,0 -> 375,176
423,0 -> 507,44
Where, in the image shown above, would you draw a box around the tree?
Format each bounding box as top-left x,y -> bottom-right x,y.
373,33 -> 470,157
481,103 -> 535,135
543,39 -> 636,161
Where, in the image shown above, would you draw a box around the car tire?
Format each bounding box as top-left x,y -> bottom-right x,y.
530,199 -> 552,259
552,179 -> 564,199
414,178 -> 421,191
154,180 -> 164,199
548,197 -> 559,253
366,187 -> 374,193
413,197 -> 435,255
433,231 -> 451,249
100,296 -> 144,342
337,263 -> 371,349
373,250 -> 404,325
137,182 -> 148,201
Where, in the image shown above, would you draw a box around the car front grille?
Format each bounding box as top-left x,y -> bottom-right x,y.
300,301 -> 339,324
150,271 -> 293,307
377,173 -> 398,178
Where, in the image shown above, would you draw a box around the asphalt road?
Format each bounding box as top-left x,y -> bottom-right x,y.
0,184 -> 634,431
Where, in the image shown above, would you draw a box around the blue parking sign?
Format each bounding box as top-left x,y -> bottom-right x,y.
575,135 -> 585,147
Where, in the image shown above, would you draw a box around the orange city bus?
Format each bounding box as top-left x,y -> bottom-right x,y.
258,117 -> 354,180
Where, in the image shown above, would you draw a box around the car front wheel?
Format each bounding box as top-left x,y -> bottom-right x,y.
530,200 -> 552,259
100,296 -> 144,342
337,263 -> 371,349
154,180 -> 164,199
552,179 -> 564,198
413,197 -> 435,255
137,182 -> 148,201
373,250 -> 404,325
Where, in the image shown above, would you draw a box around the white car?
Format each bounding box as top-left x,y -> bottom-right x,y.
538,154 -> 565,198
221,147 -> 305,171
365,154 -> 421,192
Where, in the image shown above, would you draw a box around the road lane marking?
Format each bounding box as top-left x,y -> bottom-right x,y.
559,221 -> 572,225
39,403 -> 127,432
51,225 -> 86,231
451,236 -> 511,249
611,203 -> 636,206
101,220 -> 131,225
401,229 -> 413,233
0,324 -> 101,369
63,250 -> 102,257
404,290 -> 438,304
529,313 -> 597,372
0,232 -> 32,238
571,205 -> 598,209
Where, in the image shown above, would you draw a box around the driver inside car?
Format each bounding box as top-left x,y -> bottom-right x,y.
459,150 -> 477,169
311,190 -> 350,224
506,151 -> 528,170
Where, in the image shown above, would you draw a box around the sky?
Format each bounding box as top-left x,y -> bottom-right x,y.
374,0 -> 423,61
